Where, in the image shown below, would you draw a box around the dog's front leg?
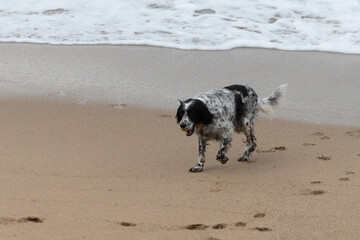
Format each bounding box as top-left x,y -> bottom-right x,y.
189,137 -> 207,172
216,137 -> 232,164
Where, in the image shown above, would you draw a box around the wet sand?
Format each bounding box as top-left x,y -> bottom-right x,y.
1,43 -> 360,125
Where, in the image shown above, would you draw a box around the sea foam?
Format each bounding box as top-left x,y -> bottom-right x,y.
1,0 -> 360,53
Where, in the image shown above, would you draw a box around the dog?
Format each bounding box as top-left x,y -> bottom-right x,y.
176,84 -> 287,172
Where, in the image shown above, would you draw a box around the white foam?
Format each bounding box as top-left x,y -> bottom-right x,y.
1,0 -> 360,54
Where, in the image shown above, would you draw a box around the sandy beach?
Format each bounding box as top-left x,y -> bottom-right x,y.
1,44 -> 360,239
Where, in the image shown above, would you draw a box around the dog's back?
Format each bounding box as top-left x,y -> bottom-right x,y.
194,88 -> 237,122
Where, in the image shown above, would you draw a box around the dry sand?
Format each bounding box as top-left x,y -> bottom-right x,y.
0,99 -> 360,240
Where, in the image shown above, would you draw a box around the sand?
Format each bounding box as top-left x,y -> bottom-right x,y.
1,44 -> 360,239
0,99 -> 359,240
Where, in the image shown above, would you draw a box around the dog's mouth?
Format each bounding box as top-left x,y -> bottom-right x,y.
181,125 -> 195,136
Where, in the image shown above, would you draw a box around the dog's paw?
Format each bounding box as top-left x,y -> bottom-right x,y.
220,158 -> 228,164
238,156 -> 249,162
216,156 -> 229,164
189,164 -> 203,172
216,154 -> 229,164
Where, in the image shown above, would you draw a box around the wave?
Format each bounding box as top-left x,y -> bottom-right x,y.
1,0 -> 360,54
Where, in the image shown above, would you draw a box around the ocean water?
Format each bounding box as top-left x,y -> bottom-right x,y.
1,0 -> 360,54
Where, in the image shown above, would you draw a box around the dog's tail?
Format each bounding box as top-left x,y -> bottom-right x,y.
257,84 -> 287,115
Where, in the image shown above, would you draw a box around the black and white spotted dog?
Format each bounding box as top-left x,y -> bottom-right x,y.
176,84 -> 287,172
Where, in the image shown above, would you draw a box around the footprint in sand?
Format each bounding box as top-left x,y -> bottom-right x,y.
312,132 -> 324,136
253,213 -> 266,218
184,224 -> 209,230
346,130 -> 360,138
119,221 -> 136,227
254,227 -> 272,232
185,222 -> 245,231
316,154 -> 331,161
311,132 -> 330,140
302,189 -> 325,196
251,213 -> 270,232
345,170 -> 355,175
311,181 -> 322,184
235,221 -> 247,227
339,177 -> 350,181
302,142 -> 316,147
212,223 -> 227,229
339,171 -> 356,181
21,217 -> 43,223
256,146 -> 286,153
0,216 -> 43,224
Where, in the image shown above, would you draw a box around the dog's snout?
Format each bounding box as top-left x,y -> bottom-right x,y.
180,123 -> 187,129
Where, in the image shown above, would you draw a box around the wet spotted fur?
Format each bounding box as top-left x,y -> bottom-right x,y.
176,84 -> 286,172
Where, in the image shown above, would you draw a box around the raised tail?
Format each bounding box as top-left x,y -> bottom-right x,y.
258,84 -> 287,115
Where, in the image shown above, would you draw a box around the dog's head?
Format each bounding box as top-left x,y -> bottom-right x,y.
176,99 -> 213,136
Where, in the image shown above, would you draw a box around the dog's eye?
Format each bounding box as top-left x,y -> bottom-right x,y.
187,110 -> 192,115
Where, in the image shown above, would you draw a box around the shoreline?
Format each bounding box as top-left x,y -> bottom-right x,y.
3,41 -> 360,55
1,43 -> 360,126
0,95 -> 357,129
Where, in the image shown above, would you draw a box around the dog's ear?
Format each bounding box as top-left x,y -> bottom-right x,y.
176,100 -> 185,122
176,103 -> 184,123
191,100 -> 213,125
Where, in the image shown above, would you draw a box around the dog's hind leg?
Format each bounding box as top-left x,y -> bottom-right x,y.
189,137 -> 207,172
216,137 -> 232,164
238,124 -> 257,162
